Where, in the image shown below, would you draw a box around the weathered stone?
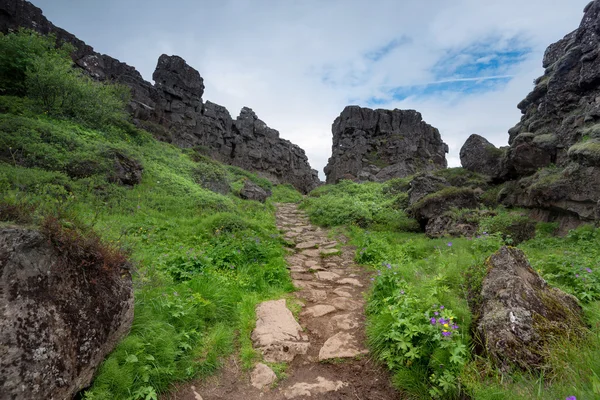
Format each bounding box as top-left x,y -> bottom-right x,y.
330,314 -> 360,330
303,305 -> 337,318
296,241 -> 318,250
410,187 -> 479,226
332,288 -> 353,298
283,377 -> 347,399
318,332 -> 368,361
0,227 -> 134,400
315,271 -> 341,281
303,290 -> 328,302
407,174 -> 451,206
331,297 -> 362,311
477,246 -> 585,371
324,106 -> 448,183
460,134 -> 507,180
251,300 -> 310,362
250,363 -> 277,389
337,278 -> 363,287
110,151 -> 143,186
320,248 -> 341,256
239,180 -> 271,203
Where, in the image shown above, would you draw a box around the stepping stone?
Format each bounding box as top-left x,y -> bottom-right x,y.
285,231 -> 300,238
315,271 -> 340,281
337,278 -> 363,287
308,265 -> 326,272
330,314 -> 359,330
302,289 -> 328,302
303,304 -> 336,317
288,265 -> 307,273
332,288 -> 353,298
304,260 -> 319,268
293,280 -> 329,289
251,299 -> 310,362
251,363 -> 277,389
291,272 -> 313,281
301,249 -> 321,258
283,377 -> 347,399
331,297 -> 361,311
325,262 -> 337,268
322,242 -> 338,249
296,241 -> 318,250
318,332 -> 368,361
320,248 -> 341,256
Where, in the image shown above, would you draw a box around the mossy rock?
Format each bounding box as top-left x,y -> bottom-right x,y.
568,138 -> 600,166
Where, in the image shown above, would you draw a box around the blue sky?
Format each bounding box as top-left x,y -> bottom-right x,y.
32,0 -> 590,178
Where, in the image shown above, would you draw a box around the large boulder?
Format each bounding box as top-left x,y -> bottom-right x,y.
409,187 -> 479,228
459,134 -> 506,179
477,246 -> 585,372
324,106 -> 448,184
239,180 -> 272,203
0,226 -> 134,400
407,174 -> 451,206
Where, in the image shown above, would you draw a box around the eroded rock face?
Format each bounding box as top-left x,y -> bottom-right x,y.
239,179 -> 271,203
0,0 -> 320,193
477,246 -> 585,372
459,134 -> 507,180
0,227 -> 134,400
324,106 -> 448,184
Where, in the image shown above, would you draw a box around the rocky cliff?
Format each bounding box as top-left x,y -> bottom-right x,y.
0,0 -> 319,193
460,1 -> 600,226
324,106 -> 448,184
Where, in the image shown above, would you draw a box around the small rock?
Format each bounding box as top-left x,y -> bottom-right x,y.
251,363 -> 277,389
332,288 -> 353,298
336,278 -> 363,287
318,332 -> 368,361
331,297 -> 361,311
316,271 -> 341,281
301,249 -> 321,257
320,248 -> 341,256
303,305 -> 337,317
303,290 -> 328,302
330,314 -> 359,330
296,241 -> 318,250
239,180 -> 271,203
283,377 -> 347,399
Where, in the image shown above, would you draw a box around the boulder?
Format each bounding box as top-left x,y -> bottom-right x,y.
409,187 -> 479,227
239,180 -> 272,203
459,134 -> 506,179
110,151 -> 143,186
0,226 -> 134,400
477,246 -> 585,371
324,106 -> 448,184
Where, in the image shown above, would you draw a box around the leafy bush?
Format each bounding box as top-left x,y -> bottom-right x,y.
0,29 -> 130,128
270,184 -> 303,203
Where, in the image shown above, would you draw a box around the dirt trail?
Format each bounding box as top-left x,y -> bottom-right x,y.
165,203 -> 399,399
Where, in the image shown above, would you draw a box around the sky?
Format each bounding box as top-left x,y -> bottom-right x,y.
32,0 -> 590,179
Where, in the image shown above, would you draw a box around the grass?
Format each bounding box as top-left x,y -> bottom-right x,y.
0,94 -> 301,399
300,180 -> 600,399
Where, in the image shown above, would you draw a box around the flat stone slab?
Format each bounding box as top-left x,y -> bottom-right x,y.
283,377 -> 347,399
332,288 -> 353,298
251,299 -> 309,362
293,280 -> 329,289
288,265 -> 307,273
308,265 -> 326,272
302,289 -> 328,302
300,249 -> 321,258
315,271 -> 341,281
330,314 -> 359,330
325,262 -> 337,268
320,248 -> 341,256
331,297 -> 361,311
251,363 -> 277,389
291,272 -> 313,281
303,304 -> 336,317
304,260 -> 319,267
318,332 -> 368,361
336,278 -> 363,287
296,241 -> 318,250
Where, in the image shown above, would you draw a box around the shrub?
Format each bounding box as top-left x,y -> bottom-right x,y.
270,184 -> 303,203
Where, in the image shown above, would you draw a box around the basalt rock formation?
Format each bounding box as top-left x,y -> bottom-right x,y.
459,1 -> 600,226
324,106 -> 448,184
0,0 -> 319,193
0,227 -> 134,400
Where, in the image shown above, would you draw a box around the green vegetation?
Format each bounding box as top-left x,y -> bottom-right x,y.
301,181 -> 600,399
0,30 -> 299,400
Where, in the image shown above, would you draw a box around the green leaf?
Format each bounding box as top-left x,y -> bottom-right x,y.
125,354 -> 138,364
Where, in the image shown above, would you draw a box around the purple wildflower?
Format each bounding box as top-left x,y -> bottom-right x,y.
370,278 -> 375,281
452,324 -> 459,330
400,290 -> 405,295
434,311 -> 439,316
447,242 -> 453,247
440,305 -> 445,310
586,268 -> 592,273
566,396 -> 577,400
576,274 -> 580,278
430,318 -> 437,325
442,331 -> 452,337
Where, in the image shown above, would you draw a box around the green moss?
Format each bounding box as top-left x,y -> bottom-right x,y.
532,133 -> 558,147
568,139 -> 600,164
434,167 -> 489,188
410,186 -> 475,212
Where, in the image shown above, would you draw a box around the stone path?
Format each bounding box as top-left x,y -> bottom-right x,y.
164,203 -> 399,400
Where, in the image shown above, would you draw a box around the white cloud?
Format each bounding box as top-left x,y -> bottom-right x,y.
34,0 -> 590,178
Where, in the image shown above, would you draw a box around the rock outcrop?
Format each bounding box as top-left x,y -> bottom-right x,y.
0,0 -> 320,193
477,246 -> 585,372
0,227 -> 134,400
459,134 -> 507,180
324,106 -> 448,184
